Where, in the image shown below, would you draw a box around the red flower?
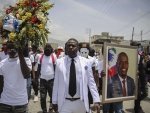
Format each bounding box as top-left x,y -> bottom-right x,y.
6,8 -> 12,14
32,8 -> 37,15
32,1 -> 38,7
24,1 -> 30,6
30,17 -> 38,23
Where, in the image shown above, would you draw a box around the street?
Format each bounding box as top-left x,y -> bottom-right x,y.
28,83 -> 150,113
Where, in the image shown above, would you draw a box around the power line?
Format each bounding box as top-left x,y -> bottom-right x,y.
143,30 -> 150,35
90,0 -> 110,27
90,0 -> 117,27
133,30 -> 150,36
112,10 -> 150,34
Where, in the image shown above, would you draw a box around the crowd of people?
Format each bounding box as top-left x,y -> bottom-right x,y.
0,39 -> 149,113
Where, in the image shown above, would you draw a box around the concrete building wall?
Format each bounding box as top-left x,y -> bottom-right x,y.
90,32 -> 124,52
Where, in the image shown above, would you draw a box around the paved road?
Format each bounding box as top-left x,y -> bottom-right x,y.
28,83 -> 150,113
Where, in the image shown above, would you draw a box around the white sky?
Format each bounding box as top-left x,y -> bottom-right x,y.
0,0 -> 150,42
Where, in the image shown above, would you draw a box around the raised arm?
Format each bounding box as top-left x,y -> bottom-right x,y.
18,48 -> 31,79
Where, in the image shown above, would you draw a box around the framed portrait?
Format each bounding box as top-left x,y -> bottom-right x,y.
102,42 -> 138,103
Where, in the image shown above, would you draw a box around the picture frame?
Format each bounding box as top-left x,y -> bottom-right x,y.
102,42 -> 138,103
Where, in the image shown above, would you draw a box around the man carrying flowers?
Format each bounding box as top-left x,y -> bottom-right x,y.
0,41 -> 32,113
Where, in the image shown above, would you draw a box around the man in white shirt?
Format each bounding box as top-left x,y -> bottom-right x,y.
37,43 -> 57,113
52,38 -> 100,113
0,41 -> 31,113
78,42 -> 99,109
30,45 -> 41,102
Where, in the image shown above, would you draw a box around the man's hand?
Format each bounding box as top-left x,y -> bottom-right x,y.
52,104 -> 58,112
94,103 -> 100,113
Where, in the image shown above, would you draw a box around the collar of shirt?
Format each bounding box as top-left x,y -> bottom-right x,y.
8,57 -> 19,62
67,56 -> 78,63
118,74 -> 127,82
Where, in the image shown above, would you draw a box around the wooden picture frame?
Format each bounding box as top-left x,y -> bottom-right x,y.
102,42 -> 138,103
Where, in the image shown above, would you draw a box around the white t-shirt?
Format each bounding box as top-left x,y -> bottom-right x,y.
38,53 -> 57,80
88,55 -> 98,70
0,51 -> 8,61
88,56 -> 95,67
30,53 -> 41,71
58,52 -> 65,59
0,57 -> 32,105
98,60 -> 103,78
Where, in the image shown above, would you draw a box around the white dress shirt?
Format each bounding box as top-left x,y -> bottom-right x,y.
66,56 -> 81,98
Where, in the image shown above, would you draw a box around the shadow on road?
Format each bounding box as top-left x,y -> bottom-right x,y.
37,110 -> 55,113
143,97 -> 150,103
125,108 -> 134,113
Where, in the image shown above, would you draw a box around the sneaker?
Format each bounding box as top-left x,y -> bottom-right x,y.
34,96 -> 38,102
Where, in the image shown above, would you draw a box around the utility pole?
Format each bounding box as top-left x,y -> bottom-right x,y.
141,30 -> 142,41
131,27 -> 134,41
86,28 -> 91,45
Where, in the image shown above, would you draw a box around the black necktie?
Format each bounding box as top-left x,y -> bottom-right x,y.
69,58 -> 76,97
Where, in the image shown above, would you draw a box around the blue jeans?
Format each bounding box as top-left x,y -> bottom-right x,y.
103,102 -> 123,113
26,77 -> 31,100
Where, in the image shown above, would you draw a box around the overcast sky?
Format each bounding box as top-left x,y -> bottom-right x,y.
0,0 -> 150,43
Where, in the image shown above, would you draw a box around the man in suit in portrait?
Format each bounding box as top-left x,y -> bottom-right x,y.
107,52 -> 135,98
52,38 -> 100,113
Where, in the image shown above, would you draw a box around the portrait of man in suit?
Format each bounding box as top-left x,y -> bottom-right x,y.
107,52 -> 135,98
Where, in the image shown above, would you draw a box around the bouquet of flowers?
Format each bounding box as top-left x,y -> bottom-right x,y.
0,0 -> 53,47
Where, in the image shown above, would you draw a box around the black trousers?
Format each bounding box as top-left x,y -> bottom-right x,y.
40,78 -> 54,112
0,103 -> 28,113
32,71 -> 39,96
99,78 -> 102,95
134,79 -> 148,113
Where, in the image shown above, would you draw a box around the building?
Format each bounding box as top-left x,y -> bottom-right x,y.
90,32 -> 124,52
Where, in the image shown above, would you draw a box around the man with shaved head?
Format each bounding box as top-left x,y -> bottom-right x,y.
108,52 -> 135,98
117,52 -> 130,79
106,52 -> 135,113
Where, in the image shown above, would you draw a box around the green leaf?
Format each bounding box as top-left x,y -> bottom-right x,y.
41,33 -> 46,46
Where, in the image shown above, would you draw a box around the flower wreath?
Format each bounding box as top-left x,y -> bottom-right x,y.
0,0 -> 53,48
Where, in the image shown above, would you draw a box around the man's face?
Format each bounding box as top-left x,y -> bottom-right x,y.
66,40 -> 78,58
117,55 -> 129,79
7,43 -> 18,58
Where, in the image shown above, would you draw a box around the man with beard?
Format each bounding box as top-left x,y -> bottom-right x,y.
52,38 -> 100,113
0,41 -> 31,113
37,43 -> 57,113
